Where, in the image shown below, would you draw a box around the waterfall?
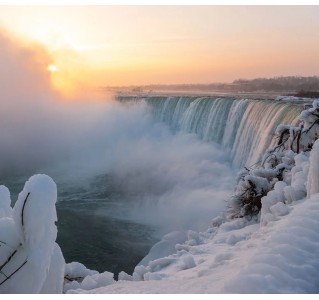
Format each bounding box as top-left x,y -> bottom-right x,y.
117,95 -> 303,168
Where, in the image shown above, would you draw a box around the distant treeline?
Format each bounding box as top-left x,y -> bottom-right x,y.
293,90 -> 319,98
106,76 -> 319,94
232,76 -> 319,93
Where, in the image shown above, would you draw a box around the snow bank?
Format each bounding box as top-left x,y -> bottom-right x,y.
260,181 -> 287,226
138,231 -> 187,267
65,261 -> 99,280
284,153 -> 309,203
65,271 -> 115,293
0,186 -> 12,218
275,95 -> 316,102
0,174 -> 65,294
225,193 -> 319,293
307,139 -> 319,197
63,261 -> 116,293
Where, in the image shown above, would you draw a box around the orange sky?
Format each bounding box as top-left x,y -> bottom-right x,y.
0,5 -> 318,93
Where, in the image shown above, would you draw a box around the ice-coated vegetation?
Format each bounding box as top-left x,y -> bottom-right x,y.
229,99 -> 319,218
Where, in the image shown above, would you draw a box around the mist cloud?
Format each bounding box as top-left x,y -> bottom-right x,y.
0,29 -> 110,176
0,29 -> 235,235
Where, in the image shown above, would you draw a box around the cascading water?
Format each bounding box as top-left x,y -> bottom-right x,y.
118,95 -> 303,168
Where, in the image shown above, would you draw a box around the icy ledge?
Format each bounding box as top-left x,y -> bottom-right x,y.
275,95 -> 318,102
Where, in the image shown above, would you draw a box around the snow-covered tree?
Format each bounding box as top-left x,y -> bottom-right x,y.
228,99 -> 319,218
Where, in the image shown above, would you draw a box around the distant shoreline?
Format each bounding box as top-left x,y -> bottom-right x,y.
291,90 -> 319,98
114,90 -> 284,100
103,76 -> 319,100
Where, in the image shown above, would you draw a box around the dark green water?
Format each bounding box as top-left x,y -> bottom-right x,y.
56,198 -> 157,278
1,174 -> 158,278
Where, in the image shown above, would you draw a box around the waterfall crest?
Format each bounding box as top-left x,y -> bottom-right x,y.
118,95 -> 303,167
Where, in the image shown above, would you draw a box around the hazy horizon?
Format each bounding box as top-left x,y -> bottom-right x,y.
0,5 -> 319,98
103,75 -> 319,87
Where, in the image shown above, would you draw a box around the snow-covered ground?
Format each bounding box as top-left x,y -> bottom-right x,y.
275,95 -> 317,103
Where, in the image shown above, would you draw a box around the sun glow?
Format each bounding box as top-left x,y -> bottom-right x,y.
43,47 -> 92,100
47,53 -> 91,100
1,6 -> 319,87
49,65 -> 85,100
47,64 -> 57,73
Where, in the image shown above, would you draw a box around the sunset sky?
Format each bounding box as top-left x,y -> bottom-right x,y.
0,4 -> 318,94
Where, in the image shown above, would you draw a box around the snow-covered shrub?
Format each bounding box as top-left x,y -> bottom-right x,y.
228,99 -> 319,218
229,175 -> 271,217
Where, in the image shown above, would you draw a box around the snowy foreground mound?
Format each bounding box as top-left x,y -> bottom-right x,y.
0,175 -> 65,293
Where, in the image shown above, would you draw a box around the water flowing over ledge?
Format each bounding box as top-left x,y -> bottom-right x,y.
117,95 -> 303,168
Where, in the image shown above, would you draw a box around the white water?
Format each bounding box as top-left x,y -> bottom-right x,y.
119,95 -> 303,168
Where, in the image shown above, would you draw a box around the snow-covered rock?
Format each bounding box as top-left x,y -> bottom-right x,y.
138,231 -> 187,267
0,174 -> 65,294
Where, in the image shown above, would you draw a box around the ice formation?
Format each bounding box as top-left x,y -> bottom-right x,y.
0,175 -> 65,293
